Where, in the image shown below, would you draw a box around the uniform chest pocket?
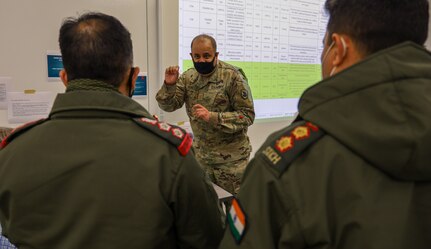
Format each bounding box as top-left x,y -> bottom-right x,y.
203,82 -> 229,112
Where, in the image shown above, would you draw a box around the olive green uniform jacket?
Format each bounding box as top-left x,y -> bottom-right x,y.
156,61 -> 255,165
220,42 -> 431,249
0,81 -> 223,249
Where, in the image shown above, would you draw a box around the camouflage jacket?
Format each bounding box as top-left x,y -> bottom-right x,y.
156,61 -> 255,165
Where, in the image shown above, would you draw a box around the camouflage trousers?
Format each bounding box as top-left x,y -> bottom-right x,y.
199,158 -> 248,196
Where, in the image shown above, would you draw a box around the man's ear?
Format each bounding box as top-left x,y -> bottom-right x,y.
331,34 -> 349,67
59,70 -> 68,87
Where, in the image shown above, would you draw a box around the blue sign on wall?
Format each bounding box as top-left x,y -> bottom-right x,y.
47,54 -> 63,79
134,74 -> 147,96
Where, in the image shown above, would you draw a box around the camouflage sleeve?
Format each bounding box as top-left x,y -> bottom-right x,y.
155,74 -> 186,112
208,73 -> 255,133
170,153 -> 224,249
218,154 -> 304,249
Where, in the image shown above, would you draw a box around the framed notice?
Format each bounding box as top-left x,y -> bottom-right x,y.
46,51 -> 63,81
133,72 -> 147,96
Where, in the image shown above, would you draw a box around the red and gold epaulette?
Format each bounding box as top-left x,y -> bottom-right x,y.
1,118 -> 47,149
132,117 -> 193,156
258,120 -> 325,175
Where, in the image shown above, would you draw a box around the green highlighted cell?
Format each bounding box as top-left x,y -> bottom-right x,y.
183,60 -> 321,99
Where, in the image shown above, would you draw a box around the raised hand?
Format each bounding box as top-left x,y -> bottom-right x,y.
164,66 -> 180,85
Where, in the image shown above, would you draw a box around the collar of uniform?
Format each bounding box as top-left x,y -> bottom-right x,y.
49,90 -> 152,119
299,42 -> 431,116
65,78 -> 120,93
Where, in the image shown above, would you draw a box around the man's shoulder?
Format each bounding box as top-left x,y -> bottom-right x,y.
218,61 -> 240,73
182,68 -> 199,82
218,61 -> 248,82
255,120 -> 325,176
183,67 -> 197,75
132,117 -> 193,156
1,119 -> 47,149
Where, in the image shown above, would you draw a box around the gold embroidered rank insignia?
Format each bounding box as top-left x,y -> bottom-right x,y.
133,118 -> 193,156
158,122 -> 172,132
172,128 -> 185,139
275,136 -> 294,153
292,126 -> 310,140
259,120 -> 325,174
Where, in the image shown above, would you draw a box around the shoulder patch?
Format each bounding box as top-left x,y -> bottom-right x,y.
259,121 -> 324,174
1,118 -> 47,149
132,117 -> 193,156
241,90 -> 248,100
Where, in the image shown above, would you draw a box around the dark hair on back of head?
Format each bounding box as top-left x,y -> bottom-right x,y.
59,12 -> 133,87
191,34 -> 217,51
325,0 -> 429,55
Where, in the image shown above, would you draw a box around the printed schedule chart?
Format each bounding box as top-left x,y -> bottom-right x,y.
180,0 -> 328,118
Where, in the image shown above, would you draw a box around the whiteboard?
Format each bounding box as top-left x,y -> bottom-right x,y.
178,0 -> 328,120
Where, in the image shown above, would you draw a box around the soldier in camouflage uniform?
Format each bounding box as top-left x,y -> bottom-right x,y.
156,34 -> 255,195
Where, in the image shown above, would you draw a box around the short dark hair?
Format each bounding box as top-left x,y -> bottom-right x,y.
191,34 -> 217,52
59,12 -> 133,87
324,0 -> 429,55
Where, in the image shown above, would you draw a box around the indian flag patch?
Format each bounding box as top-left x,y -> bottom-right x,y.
227,198 -> 247,244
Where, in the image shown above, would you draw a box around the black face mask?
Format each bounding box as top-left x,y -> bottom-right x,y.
127,67 -> 135,98
193,56 -> 217,75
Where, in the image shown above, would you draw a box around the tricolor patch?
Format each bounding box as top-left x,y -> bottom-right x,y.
227,198 -> 247,244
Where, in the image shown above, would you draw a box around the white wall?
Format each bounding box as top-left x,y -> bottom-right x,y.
0,0 -> 148,127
